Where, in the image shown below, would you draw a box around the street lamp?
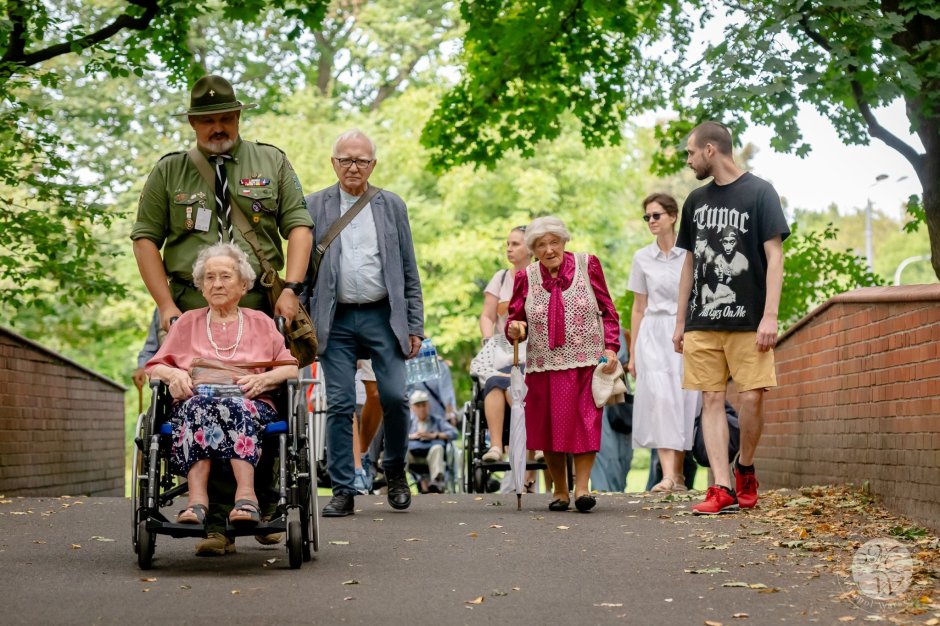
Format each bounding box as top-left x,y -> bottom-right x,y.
894,255 -> 931,285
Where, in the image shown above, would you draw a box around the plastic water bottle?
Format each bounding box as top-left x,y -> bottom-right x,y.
406,338 -> 441,384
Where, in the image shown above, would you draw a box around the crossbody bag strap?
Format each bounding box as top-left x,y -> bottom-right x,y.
316,185 -> 381,257
188,147 -> 279,287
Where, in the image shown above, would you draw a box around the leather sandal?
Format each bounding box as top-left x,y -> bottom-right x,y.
229,499 -> 260,525
176,503 -> 207,525
650,477 -> 676,493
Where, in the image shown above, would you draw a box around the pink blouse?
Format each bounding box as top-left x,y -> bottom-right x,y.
505,252 -> 621,352
145,307 -> 295,379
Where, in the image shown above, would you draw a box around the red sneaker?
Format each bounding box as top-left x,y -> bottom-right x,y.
735,465 -> 759,509
692,485 -> 739,515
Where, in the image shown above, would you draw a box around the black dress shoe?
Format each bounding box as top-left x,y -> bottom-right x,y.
574,494 -> 597,513
386,471 -> 412,510
548,498 -> 570,512
322,493 -> 355,517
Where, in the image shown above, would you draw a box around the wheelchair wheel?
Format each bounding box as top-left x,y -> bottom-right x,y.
137,520 -> 155,570
287,520 -> 303,569
472,466 -> 486,494
131,411 -> 151,551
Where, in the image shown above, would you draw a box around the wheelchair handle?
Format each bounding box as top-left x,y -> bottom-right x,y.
275,315 -> 287,336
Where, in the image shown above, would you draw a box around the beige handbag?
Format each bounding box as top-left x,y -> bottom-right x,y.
591,359 -> 628,408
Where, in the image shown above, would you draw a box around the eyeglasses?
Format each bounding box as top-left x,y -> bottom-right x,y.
643,212 -> 666,222
334,157 -> 374,169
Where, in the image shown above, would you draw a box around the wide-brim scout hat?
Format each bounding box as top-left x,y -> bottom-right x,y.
173,75 -> 258,117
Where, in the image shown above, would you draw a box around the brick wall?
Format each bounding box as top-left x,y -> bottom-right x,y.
757,285 -> 940,531
0,327 -> 125,496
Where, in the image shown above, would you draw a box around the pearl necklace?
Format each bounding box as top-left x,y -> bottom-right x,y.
206,307 -> 244,360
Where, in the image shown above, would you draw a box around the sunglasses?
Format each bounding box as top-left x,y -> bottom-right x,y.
643,212 -> 666,222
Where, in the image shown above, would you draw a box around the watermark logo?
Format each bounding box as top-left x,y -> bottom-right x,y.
848,538 -> 914,610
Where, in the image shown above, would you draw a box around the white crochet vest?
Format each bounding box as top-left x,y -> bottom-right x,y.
524,252 -> 604,373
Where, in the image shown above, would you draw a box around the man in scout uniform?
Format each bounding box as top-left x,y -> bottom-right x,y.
132,74 -> 312,331
131,75 -> 313,556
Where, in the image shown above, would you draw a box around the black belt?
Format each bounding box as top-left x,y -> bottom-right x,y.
336,297 -> 388,310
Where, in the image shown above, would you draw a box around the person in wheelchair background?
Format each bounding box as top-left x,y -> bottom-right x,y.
145,244 -> 298,536
406,390 -> 457,493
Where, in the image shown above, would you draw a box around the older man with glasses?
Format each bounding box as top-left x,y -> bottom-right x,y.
305,129 -> 424,517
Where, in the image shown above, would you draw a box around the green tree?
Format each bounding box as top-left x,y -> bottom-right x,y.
423,0 -> 940,278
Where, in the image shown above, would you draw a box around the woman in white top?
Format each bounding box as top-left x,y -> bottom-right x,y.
628,194 -> 700,492
478,226 -> 530,463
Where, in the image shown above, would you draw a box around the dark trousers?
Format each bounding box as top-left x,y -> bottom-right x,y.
320,300 -> 409,496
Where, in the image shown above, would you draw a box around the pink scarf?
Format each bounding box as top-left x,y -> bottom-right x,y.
540,253 -> 573,349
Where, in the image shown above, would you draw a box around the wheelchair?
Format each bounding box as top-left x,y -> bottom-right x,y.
131,367 -> 321,570
406,437 -> 460,494
461,374 -> 546,493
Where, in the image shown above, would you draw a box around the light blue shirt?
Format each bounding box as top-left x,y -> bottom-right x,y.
337,188 -> 388,304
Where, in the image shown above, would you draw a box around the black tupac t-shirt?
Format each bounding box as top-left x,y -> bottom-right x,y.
676,172 -> 790,332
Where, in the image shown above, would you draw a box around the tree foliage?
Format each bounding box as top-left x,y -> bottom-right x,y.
423,0 -> 940,278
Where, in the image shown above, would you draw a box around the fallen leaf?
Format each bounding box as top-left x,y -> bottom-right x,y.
179,585 -> 191,590
722,582 -> 749,588
405,538 -> 424,542
491,590 -> 508,597
732,614 -> 749,619
512,587 -> 520,591
266,558 -> 277,564
474,497 -> 483,501
343,596 -> 354,601
465,596 -> 484,605
837,618 -> 856,623
142,589 -> 149,593
70,544 -> 81,549
556,525 -> 569,530
594,602 -> 623,607
329,540 -> 349,545
467,532 -> 478,538
704,620 -> 723,626
489,524 -> 503,528
33,540 -> 46,544
91,536 -> 115,542
342,580 -> 359,585
231,590 -> 240,595
372,518 -> 383,522
748,583 -> 767,589
924,619 -> 939,626
139,577 -> 157,582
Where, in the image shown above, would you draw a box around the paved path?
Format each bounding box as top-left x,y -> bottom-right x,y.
1,492 -> 869,624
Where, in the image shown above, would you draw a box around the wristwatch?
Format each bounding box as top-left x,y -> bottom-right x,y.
282,281 -> 304,295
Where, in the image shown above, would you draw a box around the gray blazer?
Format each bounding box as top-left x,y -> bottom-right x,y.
305,183 -> 424,355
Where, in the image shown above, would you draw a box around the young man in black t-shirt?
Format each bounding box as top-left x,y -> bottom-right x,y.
673,121 -> 789,515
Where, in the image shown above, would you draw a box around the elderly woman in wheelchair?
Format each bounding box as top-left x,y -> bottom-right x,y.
145,243 -> 298,527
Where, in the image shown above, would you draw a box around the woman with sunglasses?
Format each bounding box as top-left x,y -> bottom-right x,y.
627,193 -> 700,492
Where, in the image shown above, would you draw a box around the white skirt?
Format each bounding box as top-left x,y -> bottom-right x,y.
631,313 -> 699,450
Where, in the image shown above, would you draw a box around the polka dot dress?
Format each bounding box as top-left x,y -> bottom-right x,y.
523,365 -> 601,454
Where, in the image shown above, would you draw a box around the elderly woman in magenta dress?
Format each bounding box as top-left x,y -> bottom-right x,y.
506,216 -> 621,512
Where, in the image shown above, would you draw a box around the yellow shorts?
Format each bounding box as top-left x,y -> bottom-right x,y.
682,330 -> 777,392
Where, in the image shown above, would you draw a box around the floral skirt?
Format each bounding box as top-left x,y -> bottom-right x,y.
168,395 -> 278,476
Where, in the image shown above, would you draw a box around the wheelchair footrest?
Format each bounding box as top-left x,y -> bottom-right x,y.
142,512 -> 289,538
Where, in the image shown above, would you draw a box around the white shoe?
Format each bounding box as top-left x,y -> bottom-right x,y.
481,446 -> 502,463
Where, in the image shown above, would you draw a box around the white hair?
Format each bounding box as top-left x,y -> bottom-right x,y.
332,129 -> 377,158
192,243 -> 256,290
525,216 -> 571,251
